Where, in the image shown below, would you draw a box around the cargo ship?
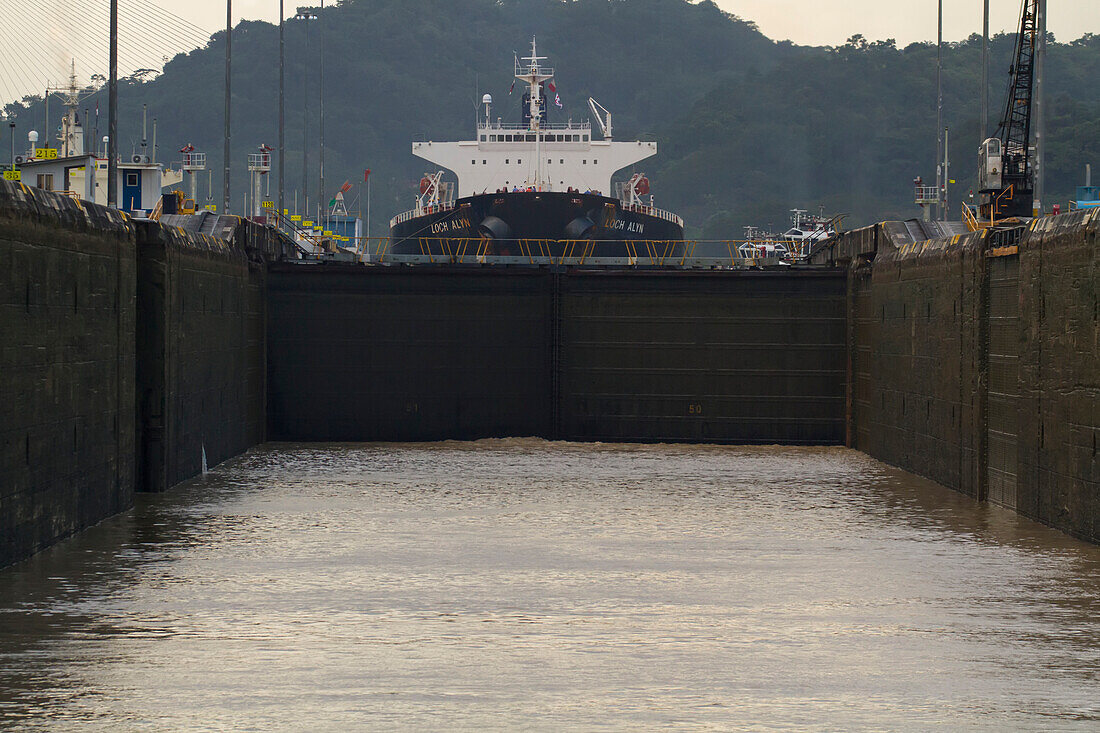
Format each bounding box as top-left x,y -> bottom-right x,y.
389,39 -> 684,257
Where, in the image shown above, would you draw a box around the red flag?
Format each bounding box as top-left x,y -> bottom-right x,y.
364,169 -> 371,182
547,81 -> 556,93
340,180 -> 352,194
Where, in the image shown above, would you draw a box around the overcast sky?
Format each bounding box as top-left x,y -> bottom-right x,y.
3,0 -> 1098,105
719,1 -> 1099,46
194,0 -> 1099,47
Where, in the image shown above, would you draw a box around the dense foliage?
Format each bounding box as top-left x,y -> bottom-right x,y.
4,0 -> 1098,236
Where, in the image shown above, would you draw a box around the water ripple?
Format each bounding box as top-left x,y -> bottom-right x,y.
0,440 -> 1097,730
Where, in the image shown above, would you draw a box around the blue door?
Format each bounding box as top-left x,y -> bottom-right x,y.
123,170 -> 141,211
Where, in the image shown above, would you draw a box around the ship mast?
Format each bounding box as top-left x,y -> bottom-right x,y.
48,61 -> 93,157
516,37 -> 553,189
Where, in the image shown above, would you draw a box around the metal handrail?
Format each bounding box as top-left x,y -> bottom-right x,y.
390,200 -> 683,229
619,202 -> 684,227
914,185 -> 939,204
353,237 -> 810,268
477,122 -> 587,131
992,184 -> 1015,223
962,202 -> 981,232
390,200 -> 459,228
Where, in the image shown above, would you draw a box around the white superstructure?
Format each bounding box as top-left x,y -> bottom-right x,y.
411,39 -> 657,197
14,63 -> 182,213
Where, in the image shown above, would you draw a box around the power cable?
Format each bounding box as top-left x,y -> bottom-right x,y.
0,6 -> 55,100
5,0 -> 147,75
120,0 -> 211,42
114,0 -> 210,56
0,0 -> 213,106
61,0 -> 189,65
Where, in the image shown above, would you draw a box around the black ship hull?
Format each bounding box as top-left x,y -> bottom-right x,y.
390,191 -> 684,257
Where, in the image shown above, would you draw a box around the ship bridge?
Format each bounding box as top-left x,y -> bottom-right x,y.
412,122 -> 657,197
411,37 -> 657,198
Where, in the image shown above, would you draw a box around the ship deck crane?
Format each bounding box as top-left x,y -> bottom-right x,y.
588,97 -> 612,140
978,0 -> 1040,221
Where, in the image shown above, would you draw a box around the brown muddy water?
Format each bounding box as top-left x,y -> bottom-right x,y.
1,440 -> 1097,730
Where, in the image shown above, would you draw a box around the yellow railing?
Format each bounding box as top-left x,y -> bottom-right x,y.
992,184 -> 1015,224
345,237 -> 804,267
962,202 -> 981,232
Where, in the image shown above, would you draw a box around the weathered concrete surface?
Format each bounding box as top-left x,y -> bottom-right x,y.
266,266 -> 847,444
1,183 -> 282,567
810,220 -> 972,266
3,173 -> 1097,565
558,270 -> 846,444
0,182 -> 136,567
266,266 -> 557,441
849,231 -> 987,498
849,209 -> 1099,543
135,221 -> 267,493
1016,210 -> 1100,542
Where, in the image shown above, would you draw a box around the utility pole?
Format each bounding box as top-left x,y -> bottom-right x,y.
296,7 -> 317,214
935,0 -> 943,221
943,126 -> 950,222
278,0 -> 285,219
1033,0 -> 1047,216
223,0 -> 232,214
318,0 -> 325,226
107,0 -> 118,206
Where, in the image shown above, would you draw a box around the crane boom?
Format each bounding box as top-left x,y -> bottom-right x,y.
979,0 -> 1038,219
588,97 -> 612,140
998,0 -> 1038,203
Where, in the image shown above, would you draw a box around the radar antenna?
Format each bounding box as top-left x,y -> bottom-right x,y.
588,97 -> 612,140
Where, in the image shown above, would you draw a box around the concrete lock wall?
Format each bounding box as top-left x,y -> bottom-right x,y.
848,231 -> 987,498
846,210 -> 1099,544
1,182 -> 273,567
3,171 -> 1097,566
1016,212 -> 1099,542
0,182 -> 136,567
266,266 -> 848,444
135,222 -> 267,493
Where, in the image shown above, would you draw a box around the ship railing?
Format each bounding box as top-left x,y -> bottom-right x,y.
343,237 -> 814,268
389,201 -> 458,228
390,200 -> 681,229
477,122 -> 587,131
618,202 -> 684,228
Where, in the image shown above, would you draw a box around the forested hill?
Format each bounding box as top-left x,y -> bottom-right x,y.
4,0 -> 1099,236
660,33 -> 1100,235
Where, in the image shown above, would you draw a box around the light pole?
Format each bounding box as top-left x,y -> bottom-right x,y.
107,0 -> 118,206
295,6 -> 317,215
935,0 -> 943,221
224,0 -> 232,214
278,0 -> 285,219
1034,0 -> 1047,216
318,1 -> 325,229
